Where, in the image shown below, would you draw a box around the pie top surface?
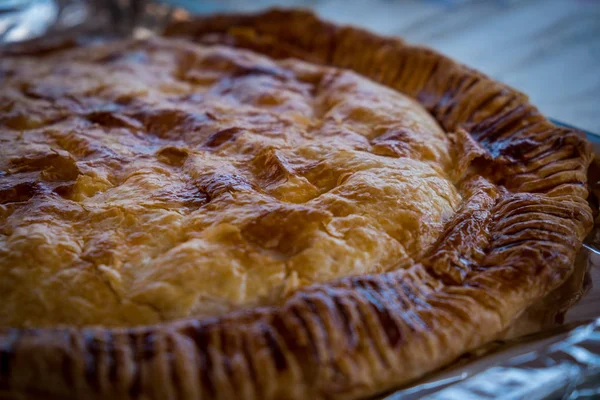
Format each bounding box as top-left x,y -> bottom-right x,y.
0,37 -> 460,327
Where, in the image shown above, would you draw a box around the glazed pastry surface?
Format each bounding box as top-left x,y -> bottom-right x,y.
0,38 -> 460,327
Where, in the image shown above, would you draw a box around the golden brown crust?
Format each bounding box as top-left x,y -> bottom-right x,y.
0,8 -> 594,400
0,35 -> 458,327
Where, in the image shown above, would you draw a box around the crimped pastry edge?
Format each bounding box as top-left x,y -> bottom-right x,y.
0,8 -> 594,400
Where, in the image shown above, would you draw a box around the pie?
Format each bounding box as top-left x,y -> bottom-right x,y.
0,8 -> 593,400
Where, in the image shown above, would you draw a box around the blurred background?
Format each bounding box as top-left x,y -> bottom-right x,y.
1,0 -> 599,132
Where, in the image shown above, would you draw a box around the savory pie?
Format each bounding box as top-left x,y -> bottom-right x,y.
0,8 -> 593,400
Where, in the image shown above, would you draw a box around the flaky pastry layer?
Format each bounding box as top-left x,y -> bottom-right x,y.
1,37 -> 459,326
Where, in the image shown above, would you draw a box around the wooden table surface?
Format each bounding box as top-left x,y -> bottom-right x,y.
185,0 -> 600,133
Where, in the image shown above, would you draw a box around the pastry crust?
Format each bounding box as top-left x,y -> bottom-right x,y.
0,35 -> 459,327
0,9 -> 594,400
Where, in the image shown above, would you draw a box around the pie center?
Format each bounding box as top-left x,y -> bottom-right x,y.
0,38 -> 461,327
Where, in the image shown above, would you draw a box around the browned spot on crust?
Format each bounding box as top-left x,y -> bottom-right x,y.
86,111 -> 143,130
204,127 -> 243,148
0,181 -> 41,204
155,146 -> 189,166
